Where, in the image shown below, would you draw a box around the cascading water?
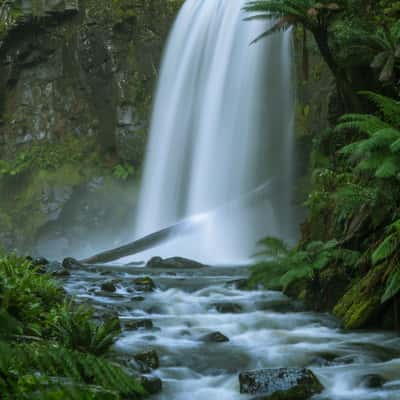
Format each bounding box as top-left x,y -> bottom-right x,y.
133,0 -> 296,264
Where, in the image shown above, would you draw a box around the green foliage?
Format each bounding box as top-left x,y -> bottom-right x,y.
250,237 -> 359,291
113,163 -> 135,181
0,137 -> 101,178
337,92 -> 400,179
0,255 -> 145,399
48,302 -> 121,356
0,254 -> 62,334
371,220 -> 400,303
0,340 -> 145,400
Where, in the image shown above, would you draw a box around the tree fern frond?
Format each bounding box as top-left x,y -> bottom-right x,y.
372,233 -> 398,265
374,156 -> 399,178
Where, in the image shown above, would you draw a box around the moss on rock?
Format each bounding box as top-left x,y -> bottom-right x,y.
333,264 -> 386,329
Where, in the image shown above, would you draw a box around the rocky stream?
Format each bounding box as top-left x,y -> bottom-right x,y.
59,258 -> 400,399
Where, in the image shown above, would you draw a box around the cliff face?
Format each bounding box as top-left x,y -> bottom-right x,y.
0,0 -> 182,258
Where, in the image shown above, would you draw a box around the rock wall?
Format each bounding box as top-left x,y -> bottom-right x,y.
0,0 -> 182,258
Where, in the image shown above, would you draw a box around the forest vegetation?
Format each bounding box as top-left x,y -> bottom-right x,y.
246,0 -> 400,330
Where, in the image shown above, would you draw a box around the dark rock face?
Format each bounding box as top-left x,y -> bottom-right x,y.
146,256 -> 208,269
0,0 -> 182,256
239,368 -> 324,399
214,303 -> 243,313
133,277 -> 156,292
133,350 -> 160,371
200,331 -> 229,343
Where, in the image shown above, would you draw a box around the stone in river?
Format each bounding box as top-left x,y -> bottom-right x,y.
101,280 -> 117,292
125,319 -> 153,331
146,256 -> 207,269
133,350 -> 160,371
200,331 -> 230,343
214,303 -> 243,313
140,375 -> 162,394
134,277 -> 156,292
239,368 -> 324,399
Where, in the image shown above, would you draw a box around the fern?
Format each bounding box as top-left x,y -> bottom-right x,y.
337,93 -> 400,180
48,302 -> 121,356
0,342 -> 146,399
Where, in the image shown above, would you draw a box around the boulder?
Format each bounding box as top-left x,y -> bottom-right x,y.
42,261 -> 70,277
360,374 -> 386,389
146,256 -> 207,269
125,319 -> 153,331
133,350 -> 160,371
101,281 -> 117,292
214,303 -> 243,313
140,376 -> 162,394
239,368 -> 324,399
62,257 -> 84,270
131,296 -> 145,302
200,331 -> 229,343
134,277 -> 156,292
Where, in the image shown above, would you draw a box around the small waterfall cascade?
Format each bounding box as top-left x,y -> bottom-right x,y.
133,0 -> 296,264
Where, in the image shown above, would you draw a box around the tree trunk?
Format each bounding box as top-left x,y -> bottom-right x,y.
312,28 -> 362,112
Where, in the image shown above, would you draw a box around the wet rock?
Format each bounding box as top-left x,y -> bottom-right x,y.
226,279 -> 248,290
31,257 -> 50,267
361,374 -> 387,388
214,303 -> 243,313
309,352 -> 338,367
239,368 -> 324,398
140,376 -> 162,394
101,281 -> 117,292
134,277 -> 156,292
131,296 -> 145,302
133,350 -> 160,371
62,257 -> 84,270
125,319 -> 153,331
200,331 -> 230,343
146,256 -> 207,269
43,261 -> 70,277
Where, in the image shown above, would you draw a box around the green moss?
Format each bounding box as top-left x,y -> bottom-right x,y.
333,264 -> 386,329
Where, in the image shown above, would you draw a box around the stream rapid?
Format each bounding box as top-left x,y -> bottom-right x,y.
65,263 -> 400,400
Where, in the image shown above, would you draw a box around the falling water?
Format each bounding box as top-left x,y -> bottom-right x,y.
133,0 -> 296,264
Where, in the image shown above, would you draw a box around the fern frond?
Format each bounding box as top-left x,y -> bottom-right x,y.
382,267 -> 400,303
372,233 -> 399,265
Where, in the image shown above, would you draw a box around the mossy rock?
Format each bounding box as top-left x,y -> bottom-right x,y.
333,264 -> 386,329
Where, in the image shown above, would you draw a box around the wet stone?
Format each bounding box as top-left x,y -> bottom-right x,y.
140,376 -> 162,394
214,303 -> 243,313
200,331 -> 230,343
146,256 -> 207,269
133,350 -> 160,371
239,368 -> 324,398
62,257 -> 84,270
134,277 -> 156,292
131,296 -> 145,302
124,319 -> 153,331
42,261 -> 70,277
361,374 -> 387,389
101,280 -> 117,292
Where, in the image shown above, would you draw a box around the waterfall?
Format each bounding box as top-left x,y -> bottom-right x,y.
133,0 -> 296,264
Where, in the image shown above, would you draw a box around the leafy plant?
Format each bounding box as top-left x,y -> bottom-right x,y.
244,0 -> 360,110
371,219 -> 400,303
337,92 -> 400,179
250,237 -> 359,291
113,164 -> 135,181
48,303 -> 121,356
